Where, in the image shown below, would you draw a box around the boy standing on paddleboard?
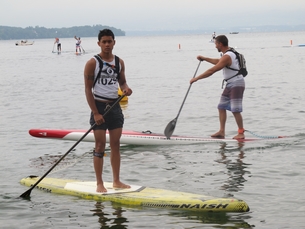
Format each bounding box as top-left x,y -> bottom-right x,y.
190,35 -> 245,139
84,29 -> 132,192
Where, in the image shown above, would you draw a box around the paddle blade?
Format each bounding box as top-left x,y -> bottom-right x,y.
20,189 -> 32,199
164,118 -> 177,138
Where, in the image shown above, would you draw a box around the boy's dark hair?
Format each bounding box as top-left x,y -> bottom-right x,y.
215,35 -> 228,46
98,29 -> 115,41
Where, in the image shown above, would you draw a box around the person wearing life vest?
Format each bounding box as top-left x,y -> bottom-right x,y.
190,35 -> 246,139
84,29 -> 132,193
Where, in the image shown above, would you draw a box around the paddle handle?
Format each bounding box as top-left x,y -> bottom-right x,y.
176,61 -> 201,119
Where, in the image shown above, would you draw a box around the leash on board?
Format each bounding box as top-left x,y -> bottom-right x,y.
245,129 -> 286,139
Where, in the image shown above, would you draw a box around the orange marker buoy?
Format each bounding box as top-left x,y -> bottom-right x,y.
290,40 -> 293,45
178,44 -> 181,49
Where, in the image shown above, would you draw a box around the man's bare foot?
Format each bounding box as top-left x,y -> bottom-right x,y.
113,181 -> 131,189
96,183 -> 107,193
233,133 -> 245,139
211,131 -> 225,138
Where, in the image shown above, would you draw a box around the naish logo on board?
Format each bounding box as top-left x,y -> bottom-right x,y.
182,203 -> 229,209
32,184 -> 52,193
143,203 -> 229,209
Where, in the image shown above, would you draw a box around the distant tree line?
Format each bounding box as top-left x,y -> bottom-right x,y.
0,25 -> 125,40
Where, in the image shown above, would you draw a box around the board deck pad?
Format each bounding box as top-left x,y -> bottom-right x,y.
64,182 -> 144,195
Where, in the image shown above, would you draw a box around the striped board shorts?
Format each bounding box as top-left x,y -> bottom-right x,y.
218,79 -> 245,112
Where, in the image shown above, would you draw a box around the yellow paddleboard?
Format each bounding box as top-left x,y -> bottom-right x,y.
20,176 -> 249,212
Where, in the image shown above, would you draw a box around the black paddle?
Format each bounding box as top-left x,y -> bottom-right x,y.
164,61 -> 201,138
20,95 -> 125,198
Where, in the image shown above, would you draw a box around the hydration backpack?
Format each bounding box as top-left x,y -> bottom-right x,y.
225,48 -> 248,78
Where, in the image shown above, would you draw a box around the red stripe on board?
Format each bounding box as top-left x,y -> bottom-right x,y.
29,129 -> 88,139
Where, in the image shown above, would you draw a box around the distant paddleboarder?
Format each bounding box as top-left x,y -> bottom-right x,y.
211,32 -> 216,41
74,36 -> 82,53
54,37 -> 61,53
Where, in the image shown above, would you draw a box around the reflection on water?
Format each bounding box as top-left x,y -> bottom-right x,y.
91,201 -> 253,229
169,211 -> 253,228
216,143 -> 251,194
91,202 -> 128,229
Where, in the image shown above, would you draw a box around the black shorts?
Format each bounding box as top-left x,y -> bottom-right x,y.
89,100 -> 124,130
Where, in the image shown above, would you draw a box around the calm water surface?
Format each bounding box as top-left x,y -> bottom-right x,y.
0,31 -> 305,228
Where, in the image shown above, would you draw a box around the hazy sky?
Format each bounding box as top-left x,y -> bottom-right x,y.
1,0 -> 304,31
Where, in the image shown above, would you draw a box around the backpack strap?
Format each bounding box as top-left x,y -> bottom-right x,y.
114,55 -> 121,80
221,49 -> 242,88
93,54 -> 103,87
93,55 -> 120,87
224,48 -> 242,80
225,48 -> 240,72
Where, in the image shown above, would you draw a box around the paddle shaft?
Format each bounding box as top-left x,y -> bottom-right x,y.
164,61 -> 201,138
20,95 -> 125,198
176,61 -> 201,119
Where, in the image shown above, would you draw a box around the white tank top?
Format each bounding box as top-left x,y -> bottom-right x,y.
93,56 -> 120,101
223,51 -> 242,81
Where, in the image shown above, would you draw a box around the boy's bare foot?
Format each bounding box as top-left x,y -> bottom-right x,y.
96,183 -> 107,193
113,181 -> 131,189
211,131 -> 225,138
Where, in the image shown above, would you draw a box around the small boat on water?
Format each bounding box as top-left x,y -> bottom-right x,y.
15,40 -> 34,46
230,32 -> 239,34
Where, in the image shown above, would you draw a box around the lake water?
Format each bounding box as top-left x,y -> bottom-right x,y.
1,31 -> 305,228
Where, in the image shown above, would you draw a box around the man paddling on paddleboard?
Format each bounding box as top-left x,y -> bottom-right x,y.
190,35 -> 245,139
84,29 -> 132,192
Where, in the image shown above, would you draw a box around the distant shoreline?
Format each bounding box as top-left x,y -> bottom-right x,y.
0,25 -> 125,40
1,24 -> 304,39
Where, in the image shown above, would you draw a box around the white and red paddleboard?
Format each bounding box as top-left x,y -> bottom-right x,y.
28,129 -> 286,146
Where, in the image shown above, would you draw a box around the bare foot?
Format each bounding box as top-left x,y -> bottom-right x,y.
113,181 -> 131,189
211,131 -> 225,138
96,183 -> 107,193
233,133 -> 245,139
